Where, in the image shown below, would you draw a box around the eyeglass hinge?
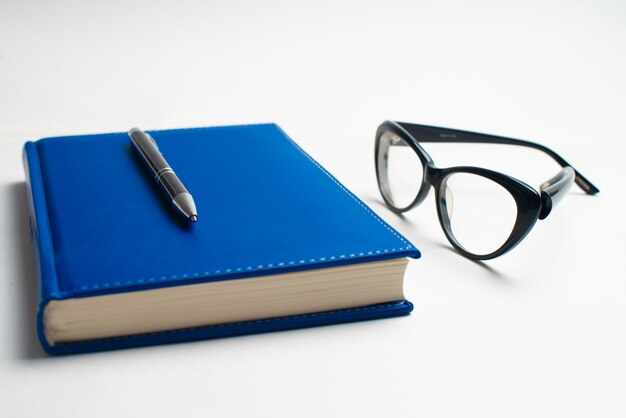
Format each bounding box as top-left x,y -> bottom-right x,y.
539,192 -> 552,220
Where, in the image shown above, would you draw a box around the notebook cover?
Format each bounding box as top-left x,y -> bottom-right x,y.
23,123 -> 420,354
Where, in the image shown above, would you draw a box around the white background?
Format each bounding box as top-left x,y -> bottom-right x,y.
1,1 -> 625,417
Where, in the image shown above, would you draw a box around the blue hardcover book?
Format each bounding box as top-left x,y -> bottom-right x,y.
23,124 -> 420,354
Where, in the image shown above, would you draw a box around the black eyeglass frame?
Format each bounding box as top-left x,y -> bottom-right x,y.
374,121 -> 599,260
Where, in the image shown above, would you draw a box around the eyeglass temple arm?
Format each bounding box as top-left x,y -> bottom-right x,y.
396,122 -> 599,195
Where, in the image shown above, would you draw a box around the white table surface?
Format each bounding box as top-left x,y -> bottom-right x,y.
1,1 -> 625,417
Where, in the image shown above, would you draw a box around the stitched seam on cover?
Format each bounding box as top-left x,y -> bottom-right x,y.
150,123 -> 273,134
40,123 -> 275,141
50,247 -> 410,297
50,124 -> 414,296
56,302 -> 406,347
274,126 -> 412,248
29,142 -> 63,297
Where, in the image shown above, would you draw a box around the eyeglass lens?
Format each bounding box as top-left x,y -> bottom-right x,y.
439,173 -> 518,256
377,131 -> 424,209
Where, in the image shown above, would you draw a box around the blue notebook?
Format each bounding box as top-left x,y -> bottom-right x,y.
23,124 -> 420,354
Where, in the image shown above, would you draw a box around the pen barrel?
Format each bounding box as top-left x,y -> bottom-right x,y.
130,133 -> 169,175
130,129 -> 187,198
157,170 -> 189,199
129,128 -> 196,219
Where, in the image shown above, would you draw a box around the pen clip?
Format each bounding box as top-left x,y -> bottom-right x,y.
129,127 -> 159,150
145,132 -> 159,148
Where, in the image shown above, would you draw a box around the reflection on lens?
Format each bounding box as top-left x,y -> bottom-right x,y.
440,173 -> 517,256
376,131 -> 424,209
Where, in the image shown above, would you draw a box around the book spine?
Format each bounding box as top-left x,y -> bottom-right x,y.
23,141 -> 60,353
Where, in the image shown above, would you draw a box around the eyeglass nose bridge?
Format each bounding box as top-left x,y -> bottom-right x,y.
424,165 -> 444,186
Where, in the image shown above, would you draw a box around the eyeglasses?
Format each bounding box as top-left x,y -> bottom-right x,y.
374,121 -> 599,260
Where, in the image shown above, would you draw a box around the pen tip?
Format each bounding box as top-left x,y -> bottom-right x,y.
190,215 -> 198,222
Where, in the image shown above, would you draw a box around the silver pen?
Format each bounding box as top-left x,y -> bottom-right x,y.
128,128 -> 198,222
